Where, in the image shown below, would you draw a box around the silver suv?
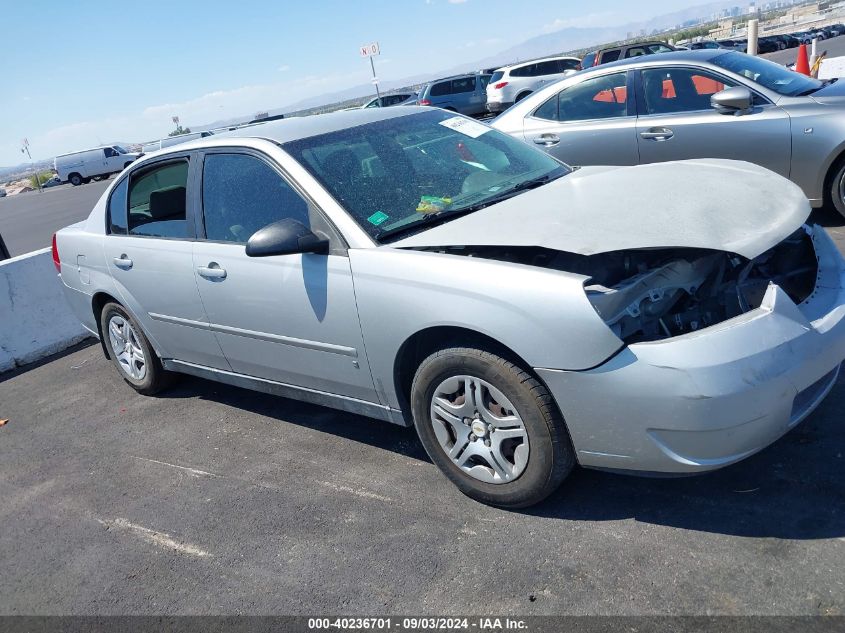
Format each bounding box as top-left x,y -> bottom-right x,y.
486,56 -> 581,114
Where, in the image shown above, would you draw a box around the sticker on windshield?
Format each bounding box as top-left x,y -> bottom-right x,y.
367,211 -> 390,225
439,116 -> 489,138
416,196 -> 452,214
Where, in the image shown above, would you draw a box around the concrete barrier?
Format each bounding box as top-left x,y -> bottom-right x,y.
0,248 -> 91,373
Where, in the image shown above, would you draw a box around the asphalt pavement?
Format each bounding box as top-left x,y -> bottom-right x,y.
0,179 -> 110,257
2,209 -> 845,615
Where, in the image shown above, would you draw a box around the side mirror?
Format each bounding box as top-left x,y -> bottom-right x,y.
711,86 -> 753,115
245,218 -> 329,257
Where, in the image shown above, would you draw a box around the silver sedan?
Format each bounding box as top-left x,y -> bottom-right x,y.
492,49 -> 845,217
55,107 -> 845,507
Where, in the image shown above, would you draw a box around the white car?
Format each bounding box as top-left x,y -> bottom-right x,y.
55,146 -> 141,187
486,56 -> 581,114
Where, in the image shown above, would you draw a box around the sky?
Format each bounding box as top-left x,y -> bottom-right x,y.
0,0 -> 705,166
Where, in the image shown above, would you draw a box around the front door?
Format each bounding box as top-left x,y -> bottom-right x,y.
634,66 -> 791,177
191,150 -> 377,402
521,71 -> 640,166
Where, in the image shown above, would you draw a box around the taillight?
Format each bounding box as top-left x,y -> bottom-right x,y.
51,233 -> 61,273
493,81 -> 508,89
419,99 -> 432,106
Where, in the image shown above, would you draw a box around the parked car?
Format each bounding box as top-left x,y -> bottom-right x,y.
773,34 -> 800,48
55,146 -> 141,186
417,73 -> 492,116
0,188 -> 6,198
54,107 -> 845,508
756,37 -> 782,54
486,56 -> 581,114
793,32 -> 815,45
581,41 -> 676,68
361,92 -> 417,108
41,174 -> 62,188
687,40 -> 724,50
493,49 -> 845,217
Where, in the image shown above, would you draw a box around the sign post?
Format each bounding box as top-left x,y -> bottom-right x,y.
360,41 -> 381,104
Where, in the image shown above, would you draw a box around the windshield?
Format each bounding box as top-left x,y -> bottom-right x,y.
712,51 -> 822,96
283,110 -> 569,242
113,146 -> 130,154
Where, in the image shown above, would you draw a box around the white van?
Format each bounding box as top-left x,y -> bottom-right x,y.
54,145 -> 142,186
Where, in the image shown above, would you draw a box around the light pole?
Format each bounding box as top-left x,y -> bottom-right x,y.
20,139 -> 42,192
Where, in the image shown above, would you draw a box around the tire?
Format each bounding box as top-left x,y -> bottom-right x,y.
410,346 -> 574,508
515,91 -> 532,103
100,302 -> 170,395
69,173 -> 83,186
828,159 -> 845,219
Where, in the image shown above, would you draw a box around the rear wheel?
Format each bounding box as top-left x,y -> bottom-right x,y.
100,302 -> 170,395
411,346 -> 574,508
69,173 -> 83,186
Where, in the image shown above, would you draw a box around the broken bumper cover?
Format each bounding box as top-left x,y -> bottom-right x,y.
537,226 -> 845,474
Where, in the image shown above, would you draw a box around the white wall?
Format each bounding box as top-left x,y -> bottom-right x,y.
0,248 -> 91,372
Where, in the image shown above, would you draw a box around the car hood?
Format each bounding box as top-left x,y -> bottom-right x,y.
390,159 -> 810,259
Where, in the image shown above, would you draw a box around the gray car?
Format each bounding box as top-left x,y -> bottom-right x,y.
54,107 -> 845,508
417,72 -> 491,116
492,49 -> 845,217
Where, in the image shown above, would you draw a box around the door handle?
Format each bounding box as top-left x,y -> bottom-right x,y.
113,255 -> 133,269
533,133 -> 560,147
640,127 -> 674,141
197,264 -> 227,280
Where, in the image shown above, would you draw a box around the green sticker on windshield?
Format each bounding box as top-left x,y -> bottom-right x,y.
367,211 -> 389,226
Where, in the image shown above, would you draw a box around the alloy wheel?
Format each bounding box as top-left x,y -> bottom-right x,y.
107,315 -> 147,381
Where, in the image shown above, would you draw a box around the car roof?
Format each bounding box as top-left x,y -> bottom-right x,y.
426,71 -> 489,84
499,55 -> 580,70
212,106 -> 427,146
590,48 -> 729,71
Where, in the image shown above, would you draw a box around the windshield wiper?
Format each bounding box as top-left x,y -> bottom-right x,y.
376,208 -> 478,242
449,170 -> 566,215
797,77 -> 836,96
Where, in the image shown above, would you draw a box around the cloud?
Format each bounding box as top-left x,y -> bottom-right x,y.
277,64 -> 290,72
541,12 -> 617,33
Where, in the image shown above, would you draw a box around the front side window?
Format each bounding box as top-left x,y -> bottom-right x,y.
127,160 -> 189,238
640,67 -> 736,115
202,153 -> 310,244
283,110 -> 568,243
104,147 -> 118,158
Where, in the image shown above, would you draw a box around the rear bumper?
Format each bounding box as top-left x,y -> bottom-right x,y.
537,225 -> 845,474
486,100 -> 513,114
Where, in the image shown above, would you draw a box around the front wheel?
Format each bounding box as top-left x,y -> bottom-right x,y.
411,347 -> 574,508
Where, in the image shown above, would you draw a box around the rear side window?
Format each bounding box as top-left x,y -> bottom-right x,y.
108,178 -> 128,235
601,49 -> 621,63
557,72 -> 629,121
535,60 -> 561,75
128,161 -> 190,238
202,153 -> 310,244
430,81 -> 451,97
451,76 -> 476,93
511,64 -> 535,78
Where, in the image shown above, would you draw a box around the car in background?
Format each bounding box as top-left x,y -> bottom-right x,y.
486,56 -> 581,114
55,145 -> 141,187
417,72 -> 492,116
756,37 -> 781,54
142,131 -> 214,154
581,41 -> 676,68
41,174 -> 62,188
687,40 -> 725,50
361,92 -> 417,108
0,188 -> 6,198
52,107 -> 845,508
492,49 -> 845,218
772,34 -> 800,49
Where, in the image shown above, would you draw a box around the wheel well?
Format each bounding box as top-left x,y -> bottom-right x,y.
515,91 -> 532,102
92,292 -> 119,359
68,172 -> 81,180
393,326 -> 536,420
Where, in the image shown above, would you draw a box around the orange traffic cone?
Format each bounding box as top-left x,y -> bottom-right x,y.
795,43 -> 811,76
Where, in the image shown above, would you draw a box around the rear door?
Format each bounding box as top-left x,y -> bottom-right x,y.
634,66 -> 791,176
450,76 -> 481,114
521,70 -> 639,166
105,155 -> 227,368
190,149 -> 377,402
